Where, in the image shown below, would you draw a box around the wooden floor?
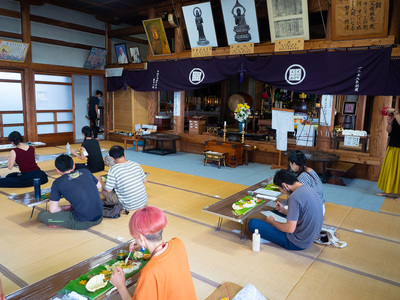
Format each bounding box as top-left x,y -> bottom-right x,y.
1,141 -> 400,299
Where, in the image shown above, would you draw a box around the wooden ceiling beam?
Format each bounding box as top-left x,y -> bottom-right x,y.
30,14 -> 104,35
0,7 -> 21,18
109,21 -> 175,38
118,36 -> 148,45
146,36 -> 397,61
31,36 -> 93,50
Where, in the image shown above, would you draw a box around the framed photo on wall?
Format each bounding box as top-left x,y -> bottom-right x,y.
266,0 -> 309,43
129,46 -> 142,63
182,2 -> 218,48
220,0 -> 260,45
114,43 -> 129,64
0,39 -> 30,63
342,102 -> 357,115
143,18 -> 171,56
84,47 -> 107,70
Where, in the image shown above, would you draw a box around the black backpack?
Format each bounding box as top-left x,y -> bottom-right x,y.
102,201 -> 128,218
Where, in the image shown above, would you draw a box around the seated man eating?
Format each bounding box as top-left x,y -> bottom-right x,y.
248,169 -> 323,250
100,145 -> 147,210
38,154 -> 103,230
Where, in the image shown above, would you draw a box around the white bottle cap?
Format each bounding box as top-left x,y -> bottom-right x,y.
255,229 -> 259,234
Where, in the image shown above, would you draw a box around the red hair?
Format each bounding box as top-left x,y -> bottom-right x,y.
129,206 -> 167,238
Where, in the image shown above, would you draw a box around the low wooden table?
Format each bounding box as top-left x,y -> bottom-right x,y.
203,151 -> 227,169
242,144 -> 257,165
6,242 -> 137,300
142,133 -> 180,155
9,187 -> 51,218
332,135 -> 369,152
286,150 -> 340,183
203,177 -> 282,239
122,136 -> 144,152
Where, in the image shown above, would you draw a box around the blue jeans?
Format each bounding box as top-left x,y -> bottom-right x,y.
248,218 -> 304,251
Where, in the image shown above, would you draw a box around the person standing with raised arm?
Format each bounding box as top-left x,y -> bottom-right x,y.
377,98 -> 400,200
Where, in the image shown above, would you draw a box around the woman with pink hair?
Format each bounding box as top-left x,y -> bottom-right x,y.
110,206 -> 197,300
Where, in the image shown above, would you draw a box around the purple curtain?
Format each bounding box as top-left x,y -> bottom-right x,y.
107,47 -> 399,95
245,47 -> 392,95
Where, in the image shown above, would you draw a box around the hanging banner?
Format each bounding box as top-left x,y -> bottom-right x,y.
245,47 -> 392,95
320,95 -> 333,126
107,47 -> 398,95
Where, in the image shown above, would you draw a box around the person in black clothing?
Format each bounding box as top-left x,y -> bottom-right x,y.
71,126 -> 104,173
88,90 -> 103,138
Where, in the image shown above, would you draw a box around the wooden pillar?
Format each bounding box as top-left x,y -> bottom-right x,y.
147,7 -> 158,126
367,96 -> 392,181
316,95 -> 336,152
325,1 -> 332,40
104,21 -> 112,139
355,95 -> 366,130
173,3 -> 185,138
20,1 -> 37,142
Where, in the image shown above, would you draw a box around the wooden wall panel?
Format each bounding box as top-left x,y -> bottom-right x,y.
113,88 -> 132,132
133,91 -> 149,126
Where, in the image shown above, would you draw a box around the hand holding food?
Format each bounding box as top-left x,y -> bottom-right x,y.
110,267 -> 126,289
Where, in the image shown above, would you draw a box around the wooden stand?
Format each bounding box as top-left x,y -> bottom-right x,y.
271,150 -> 287,169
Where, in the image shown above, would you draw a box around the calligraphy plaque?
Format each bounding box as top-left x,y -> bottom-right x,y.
275,38 -> 304,52
332,0 -> 389,40
230,43 -> 254,55
191,46 -> 213,57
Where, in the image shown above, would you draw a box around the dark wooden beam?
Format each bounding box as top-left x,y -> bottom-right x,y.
146,36 -> 397,61
118,36 -> 148,45
109,21 -> 175,38
31,36 -> 93,50
30,14 -> 104,35
0,7 -> 20,18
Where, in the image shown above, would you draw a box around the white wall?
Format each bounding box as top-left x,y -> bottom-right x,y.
73,75 -> 90,142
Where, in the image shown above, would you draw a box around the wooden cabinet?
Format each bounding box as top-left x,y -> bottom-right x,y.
205,140 -> 243,168
113,86 -> 148,133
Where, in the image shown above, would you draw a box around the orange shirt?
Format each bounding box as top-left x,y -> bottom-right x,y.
132,237 -> 197,300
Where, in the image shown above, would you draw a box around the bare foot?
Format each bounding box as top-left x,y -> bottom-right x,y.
376,193 -> 386,197
395,198 -> 400,201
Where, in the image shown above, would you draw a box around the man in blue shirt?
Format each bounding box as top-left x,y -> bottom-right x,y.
38,154 -> 103,230
248,169 -> 323,250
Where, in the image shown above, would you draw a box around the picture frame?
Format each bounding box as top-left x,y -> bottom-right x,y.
129,46 -> 142,63
266,0 -> 309,43
332,0 -> 389,41
182,2 -> 218,48
220,0 -> 260,45
342,102 -> 357,115
114,43 -> 129,64
84,47 -> 107,70
0,39 -> 30,63
143,18 -> 171,56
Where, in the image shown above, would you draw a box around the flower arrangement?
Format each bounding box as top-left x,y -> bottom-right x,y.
234,103 -> 251,122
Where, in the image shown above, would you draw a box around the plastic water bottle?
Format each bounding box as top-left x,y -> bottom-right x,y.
66,142 -> 70,155
252,229 -> 260,252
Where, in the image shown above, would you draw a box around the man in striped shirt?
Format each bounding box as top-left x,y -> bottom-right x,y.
101,145 -> 147,210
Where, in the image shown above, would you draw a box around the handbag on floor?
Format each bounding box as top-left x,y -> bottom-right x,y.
315,225 -> 347,248
102,201 -> 124,218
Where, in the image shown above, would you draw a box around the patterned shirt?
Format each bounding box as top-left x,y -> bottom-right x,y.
297,169 -> 325,205
104,160 -> 147,210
